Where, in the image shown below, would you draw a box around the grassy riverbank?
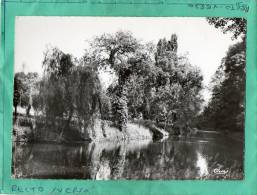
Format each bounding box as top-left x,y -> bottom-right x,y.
13,115 -> 169,143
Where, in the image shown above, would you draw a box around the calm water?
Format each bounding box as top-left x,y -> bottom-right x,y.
12,131 -> 243,180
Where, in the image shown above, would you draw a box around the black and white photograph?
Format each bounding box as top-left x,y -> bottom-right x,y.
12,17 -> 246,180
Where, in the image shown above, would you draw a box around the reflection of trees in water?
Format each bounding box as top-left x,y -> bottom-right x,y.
122,141 -> 201,179
10,141 -> 203,179
12,140 -> 151,179
110,144 -> 127,179
88,140 -> 149,180
12,142 -> 33,178
196,151 -> 209,177
13,143 -> 92,178
12,138 -> 243,179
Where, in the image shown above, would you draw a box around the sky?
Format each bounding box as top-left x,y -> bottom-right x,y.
15,16 -> 236,101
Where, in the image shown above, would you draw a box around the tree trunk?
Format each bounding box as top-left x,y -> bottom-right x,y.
26,104 -> 31,116
116,83 -> 128,131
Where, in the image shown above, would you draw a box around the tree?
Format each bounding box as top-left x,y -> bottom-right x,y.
201,17 -> 246,132
13,72 -> 39,117
72,65 -> 103,139
201,40 -> 246,132
41,47 -> 75,127
40,47 -> 107,139
152,35 -> 203,133
123,34 -> 203,134
13,73 -> 23,117
206,17 -> 246,39
25,72 -> 39,116
91,31 -> 142,131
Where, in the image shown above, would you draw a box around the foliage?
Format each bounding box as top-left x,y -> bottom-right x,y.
13,72 -> 39,116
200,40 -> 246,132
41,48 -> 75,123
36,47 -> 108,139
91,31 -> 141,69
13,73 -> 24,116
72,65 -> 103,135
14,31 -> 206,137
113,34 -> 204,134
92,31 -> 144,130
206,17 -> 246,39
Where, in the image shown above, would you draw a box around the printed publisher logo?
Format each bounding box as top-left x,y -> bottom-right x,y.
213,168 -> 229,175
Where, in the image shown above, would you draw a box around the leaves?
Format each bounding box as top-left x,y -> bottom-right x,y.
14,31 -> 205,136
206,17 -> 246,39
200,40 -> 246,132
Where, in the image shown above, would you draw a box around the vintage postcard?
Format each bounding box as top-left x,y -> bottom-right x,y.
12,16 -> 245,180
0,0 -> 256,195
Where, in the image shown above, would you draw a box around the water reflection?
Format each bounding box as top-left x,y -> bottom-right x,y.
12,133 -> 243,180
196,152 -> 209,177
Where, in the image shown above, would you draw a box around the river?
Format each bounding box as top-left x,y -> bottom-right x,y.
12,130 -> 243,180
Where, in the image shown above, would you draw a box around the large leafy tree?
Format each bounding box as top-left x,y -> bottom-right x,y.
39,47 -> 105,139
153,42 -> 203,133
41,47 -> 75,127
91,31 -> 142,131
72,65 -> 103,138
123,34 -> 203,134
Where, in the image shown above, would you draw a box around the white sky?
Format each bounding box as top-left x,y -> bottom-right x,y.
15,16 -> 236,101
